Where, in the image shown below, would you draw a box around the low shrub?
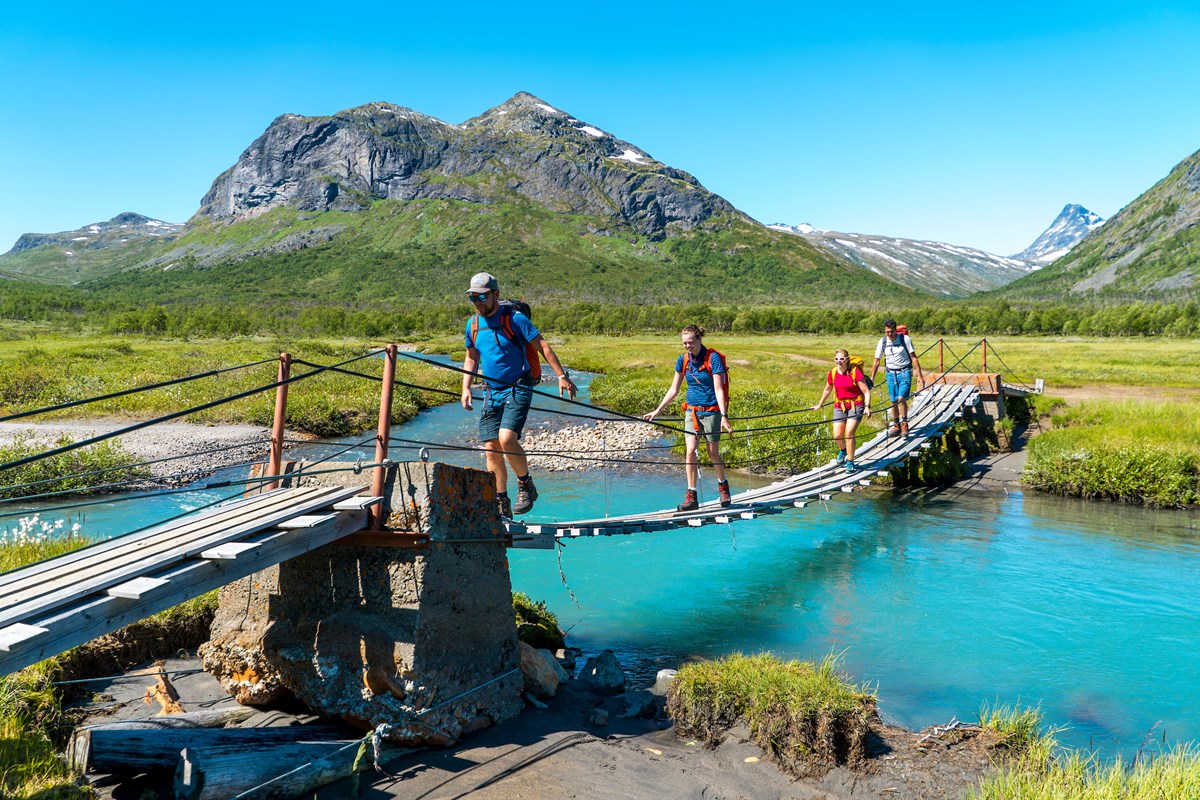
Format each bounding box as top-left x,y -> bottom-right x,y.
969,741 -> 1200,799
0,434 -> 147,500
666,653 -> 876,777
512,592 -> 564,651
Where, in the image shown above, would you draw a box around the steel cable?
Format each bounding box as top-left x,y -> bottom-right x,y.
0,350 -> 383,474
0,356 -> 280,424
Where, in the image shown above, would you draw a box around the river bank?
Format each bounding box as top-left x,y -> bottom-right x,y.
73,650 -> 999,800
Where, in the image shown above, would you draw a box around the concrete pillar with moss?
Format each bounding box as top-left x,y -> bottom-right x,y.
199,461 -> 523,745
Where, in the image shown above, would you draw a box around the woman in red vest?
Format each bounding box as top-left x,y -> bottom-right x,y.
811,349 -> 873,472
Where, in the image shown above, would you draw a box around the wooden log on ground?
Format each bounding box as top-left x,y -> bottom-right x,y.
174,741 -> 366,800
70,725 -> 349,774
81,706 -> 258,730
68,707 -> 258,772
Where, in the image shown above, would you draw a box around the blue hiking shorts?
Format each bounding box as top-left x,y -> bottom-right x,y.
479,377 -> 535,442
887,368 -> 913,402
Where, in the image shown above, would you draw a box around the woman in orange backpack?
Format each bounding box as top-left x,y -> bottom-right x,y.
811,349 -> 872,472
643,324 -> 734,511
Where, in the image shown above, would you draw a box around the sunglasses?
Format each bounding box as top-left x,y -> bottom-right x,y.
468,293 -> 491,303
834,358 -> 847,362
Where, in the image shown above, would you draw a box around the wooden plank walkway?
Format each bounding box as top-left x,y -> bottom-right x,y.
0,484 -> 379,677
505,383 -> 979,548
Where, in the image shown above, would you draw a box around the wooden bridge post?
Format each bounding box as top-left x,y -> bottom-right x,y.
981,338 -> 988,373
938,338 -> 944,373
370,344 -> 398,530
266,353 -> 291,491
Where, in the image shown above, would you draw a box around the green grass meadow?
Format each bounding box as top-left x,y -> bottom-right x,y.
0,337 -> 461,438
4,332 -> 1200,500
1024,398 -> 1200,507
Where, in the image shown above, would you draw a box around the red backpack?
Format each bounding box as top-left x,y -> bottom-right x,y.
468,300 -> 542,380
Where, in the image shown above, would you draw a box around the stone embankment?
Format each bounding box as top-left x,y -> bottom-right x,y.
519,420 -> 669,472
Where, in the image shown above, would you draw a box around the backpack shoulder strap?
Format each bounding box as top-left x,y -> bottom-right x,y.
468,314 -> 479,346
499,306 -> 524,346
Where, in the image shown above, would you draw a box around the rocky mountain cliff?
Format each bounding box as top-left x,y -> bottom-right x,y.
766,224 -> 1036,298
1013,204 -> 1104,263
0,92 -> 926,304
999,149 -> 1200,300
198,92 -> 743,241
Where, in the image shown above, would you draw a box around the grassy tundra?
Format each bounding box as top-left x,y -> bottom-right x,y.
2,333 -> 1198,504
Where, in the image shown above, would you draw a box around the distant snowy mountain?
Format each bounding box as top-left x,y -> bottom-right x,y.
767,222 -> 818,235
1013,204 -> 1105,264
766,224 -> 1036,297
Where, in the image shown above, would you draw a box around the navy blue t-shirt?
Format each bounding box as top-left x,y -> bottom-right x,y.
465,310 -> 540,389
674,347 -> 727,408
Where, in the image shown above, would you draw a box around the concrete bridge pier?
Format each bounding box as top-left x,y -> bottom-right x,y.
200,461 -> 523,745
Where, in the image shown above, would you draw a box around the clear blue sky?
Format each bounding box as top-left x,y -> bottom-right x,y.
3,0 -> 1199,257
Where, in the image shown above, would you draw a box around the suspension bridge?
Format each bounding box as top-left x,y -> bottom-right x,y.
0,338 -> 1039,676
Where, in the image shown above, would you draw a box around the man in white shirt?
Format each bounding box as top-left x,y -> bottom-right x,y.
870,319 -> 924,438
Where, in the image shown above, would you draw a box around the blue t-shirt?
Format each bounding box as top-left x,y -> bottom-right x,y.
674,347 -> 727,409
465,310 -> 541,389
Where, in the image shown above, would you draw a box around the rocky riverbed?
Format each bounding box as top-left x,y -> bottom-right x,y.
519,420 -> 670,472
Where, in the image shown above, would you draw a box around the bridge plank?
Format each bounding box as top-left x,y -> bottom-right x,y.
0,622 -> 48,652
0,508 -> 369,676
199,542 -> 262,560
276,514 -> 338,529
0,485 -> 368,630
510,384 -> 976,532
332,496 -> 383,511
0,489 -> 295,590
0,488 -> 328,608
106,577 -> 170,600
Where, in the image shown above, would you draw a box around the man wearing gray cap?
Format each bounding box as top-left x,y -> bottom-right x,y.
462,272 -> 577,517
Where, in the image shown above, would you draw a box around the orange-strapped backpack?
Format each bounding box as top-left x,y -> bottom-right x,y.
468,299 -> 542,380
681,347 -> 729,430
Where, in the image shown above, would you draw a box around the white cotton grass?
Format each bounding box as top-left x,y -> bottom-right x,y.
0,514 -> 82,546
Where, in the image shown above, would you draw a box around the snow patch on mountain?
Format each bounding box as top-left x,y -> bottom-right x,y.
766,222 -> 1037,298
1014,204 -> 1105,264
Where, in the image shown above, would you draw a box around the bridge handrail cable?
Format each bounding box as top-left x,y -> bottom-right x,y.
0,356 -> 280,425
0,350 -> 384,476
0,461 -> 388,536
0,438 -> 270,503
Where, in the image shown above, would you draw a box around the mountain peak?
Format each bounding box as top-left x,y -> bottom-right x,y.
196,93 -> 736,239
1013,203 -> 1105,264
463,92 -> 579,131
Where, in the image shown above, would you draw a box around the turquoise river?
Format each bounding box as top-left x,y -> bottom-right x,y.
2,366 -> 1196,758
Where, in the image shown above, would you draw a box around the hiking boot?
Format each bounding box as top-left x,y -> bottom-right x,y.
497,494 -> 512,519
889,421 -> 901,437
835,450 -> 847,465
677,488 -> 699,512
718,480 -> 732,507
844,460 -> 857,473
513,477 -> 538,515
900,419 -> 910,438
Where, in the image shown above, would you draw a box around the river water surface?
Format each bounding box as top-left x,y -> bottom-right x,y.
4,368 -> 1197,757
